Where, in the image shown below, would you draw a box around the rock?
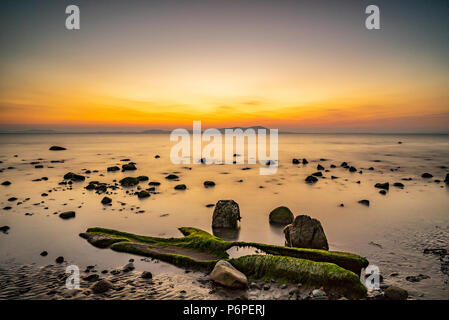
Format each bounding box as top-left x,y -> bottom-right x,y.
444,173 -> 449,184
209,260 -> 248,288
59,211 -> 75,219
379,190 -> 387,195
340,162 -> 348,167
317,164 -> 324,170
421,173 -> 433,178
405,274 -> 430,282
40,251 -> 48,256
101,197 -> 112,205
149,181 -> 161,186
1,181 -> 11,186
312,171 -> 322,177
119,177 -> 139,187
206,204 -> 215,208
137,176 -> 149,181
122,163 -> 137,171
123,262 -> 135,272
63,172 -> 85,181
203,181 -> 215,188
302,158 -> 308,164
269,206 -> 294,225
384,286 -> 408,300
165,174 -> 179,180
292,158 -> 300,164
137,190 -> 150,199
305,175 -> 318,184
0,226 -> 10,234
107,166 -> 120,172
349,166 -> 357,172
393,182 -> 404,188
91,279 -> 113,294
8,197 -> 17,202
155,155 -> 160,159
375,182 -> 389,190
83,274 -> 100,282
55,256 -> 64,264
312,288 -> 326,297
358,200 -> 370,206
141,271 -> 153,279
283,215 -> 329,250
212,200 -> 241,229
49,146 -> 66,151
174,184 -> 187,190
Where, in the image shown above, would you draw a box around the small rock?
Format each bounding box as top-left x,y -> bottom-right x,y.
59,211 -> 75,219
209,260 -> 248,288
358,200 -> 370,206
203,181 -> 215,188
40,251 -> 48,256
141,271 -> 153,279
174,184 -> 187,190
421,173 -> 433,178
55,256 -> 64,264
91,279 -> 113,294
0,226 -> 10,234
384,286 -> 408,300
375,182 -> 389,190
49,146 -> 66,151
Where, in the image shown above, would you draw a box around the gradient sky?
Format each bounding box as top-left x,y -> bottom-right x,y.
0,0 -> 448,132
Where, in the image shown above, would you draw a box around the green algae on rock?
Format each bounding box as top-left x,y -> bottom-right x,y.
269,206 -> 294,225
79,227 -> 368,298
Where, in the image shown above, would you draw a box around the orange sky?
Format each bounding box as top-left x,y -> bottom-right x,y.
1,1 -> 448,132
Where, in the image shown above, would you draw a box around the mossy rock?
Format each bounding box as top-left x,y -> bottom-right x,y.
79,227 -> 368,298
269,206 -> 294,225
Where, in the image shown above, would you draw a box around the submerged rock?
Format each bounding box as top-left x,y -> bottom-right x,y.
49,146 -> 66,151
1,181 -> 11,186
283,215 -> 328,250
393,182 -> 404,188
421,173 -> 433,178
384,286 -> 408,300
137,176 -> 149,182
107,166 -> 120,172
174,184 -> 187,190
165,174 -> 179,180
122,163 -> 137,172
137,190 -> 150,199
59,211 -> 75,219
269,206 -> 294,225
292,158 -> 300,164
212,200 -> 241,229
209,260 -> 248,288
0,226 -> 10,234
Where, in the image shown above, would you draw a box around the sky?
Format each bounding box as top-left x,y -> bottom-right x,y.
0,0 -> 448,133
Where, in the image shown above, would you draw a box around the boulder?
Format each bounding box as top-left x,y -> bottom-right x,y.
283,215 -> 328,250
165,174 -> 179,180
317,164 -> 324,170
384,286 -> 408,300
49,146 -> 66,151
59,211 -> 75,219
302,158 -> 308,164
91,279 -> 113,294
349,166 -> 357,172
269,206 -> 294,225
209,260 -> 248,288
1,181 -> 11,186
393,182 -> 404,188
0,226 -> 10,234
212,200 -> 241,229
137,176 -> 149,181
141,271 -> 153,279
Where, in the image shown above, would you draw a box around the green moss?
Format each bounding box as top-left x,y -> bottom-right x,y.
79,227 -> 368,298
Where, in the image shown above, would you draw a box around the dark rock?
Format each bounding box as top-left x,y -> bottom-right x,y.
444,173 -> 449,184
174,184 -> 187,190
165,174 -> 179,180
123,262 -> 135,272
107,166 -> 120,172
137,190 -> 150,199
204,181 -> 215,188
358,200 -> 370,206
83,274 -> 100,282
393,182 -> 404,188
384,286 -> 408,300
212,200 -> 241,229
305,175 -> 318,184
269,206 -> 294,225
91,279 -> 113,294
421,173 -> 433,178
137,176 -> 149,181
119,177 -> 139,187
312,172 -> 322,177
405,274 -> 430,283
55,256 -> 64,264
292,159 -> 300,164
40,251 -> 48,256
283,215 -> 328,250
122,163 -> 137,171
141,271 -> 153,279
0,226 -> 10,234
375,182 -> 389,190
149,181 -> 161,186
155,155 -> 160,159
101,197 -> 112,205
340,162 -> 348,167
302,158 -> 308,164
63,172 -> 85,181
379,190 -> 387,195
59,211 -> 75,219
317,164 -> 324,170
1,181 -> 12,186
3,206 -> 12,210
349,166 -> 357,172
49,146 -> 66,151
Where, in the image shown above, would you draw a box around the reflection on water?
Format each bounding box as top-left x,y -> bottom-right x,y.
212,227 -> 240,241
0,133 -> 448,299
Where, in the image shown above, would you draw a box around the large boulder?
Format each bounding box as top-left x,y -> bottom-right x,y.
283,215 -> 329,250
212,200 -> 241,229
209,260 -> 248,288
269,206 -> 294,225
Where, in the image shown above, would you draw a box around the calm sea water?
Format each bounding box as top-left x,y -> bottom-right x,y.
0,133 -> 448,299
